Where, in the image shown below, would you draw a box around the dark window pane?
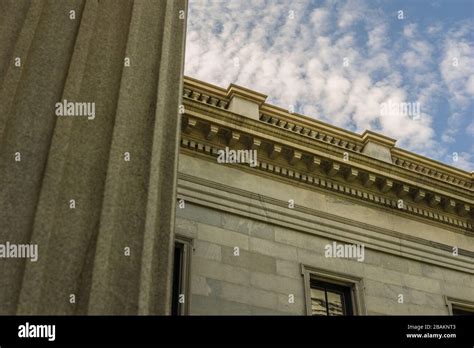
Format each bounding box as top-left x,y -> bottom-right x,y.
453,307 -> 474,315
171,243 -> 183,316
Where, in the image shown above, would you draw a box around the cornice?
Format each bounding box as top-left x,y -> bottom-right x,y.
391,148 -> 472,190
258,109 -> 365,154
184,76 -> 228,98
183,76 -> 473,192
227,84 -> 267,105
183,100 -> 471,203
361,130 -> 396,148
183,82 -> 229,109
179,99 -> 473,229
179,133 -> 472,233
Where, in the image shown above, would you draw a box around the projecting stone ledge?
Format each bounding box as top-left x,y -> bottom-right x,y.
361,130 -> 396,164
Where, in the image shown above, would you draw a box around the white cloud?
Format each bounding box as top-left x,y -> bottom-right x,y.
453,151 -> 474,172
185,0 -> 472,169
403,23 -> 417,38
440,22 -> 474,108
466,121 -> 474,136
367,24 -> 388,52
438,21 -> 474,156
310,8 -> 331,33
427,22 -> 443,35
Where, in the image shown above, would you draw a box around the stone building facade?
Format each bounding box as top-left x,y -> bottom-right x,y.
174,76 -> 474,315
1,0 -> 472,317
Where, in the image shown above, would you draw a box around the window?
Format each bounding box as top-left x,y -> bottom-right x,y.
452,307 -> 474,315
445,296 -> 474,315
171,236 -> 192,315
301,264 -> 366,316
310,279 -> 353,316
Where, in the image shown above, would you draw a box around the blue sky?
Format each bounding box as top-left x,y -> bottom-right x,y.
185,0 -> 474,171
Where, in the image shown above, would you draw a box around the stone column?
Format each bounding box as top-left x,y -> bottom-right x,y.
0,0 -> 187,315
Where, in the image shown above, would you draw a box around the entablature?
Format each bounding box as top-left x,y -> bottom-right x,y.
182,77 -> 473,232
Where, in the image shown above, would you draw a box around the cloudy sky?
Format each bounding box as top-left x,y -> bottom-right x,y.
185,0 -> 474,171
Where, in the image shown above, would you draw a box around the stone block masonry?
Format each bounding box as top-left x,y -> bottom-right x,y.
177,203 -> 474,315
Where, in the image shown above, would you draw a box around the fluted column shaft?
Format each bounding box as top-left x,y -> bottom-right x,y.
0,0 -> 188,315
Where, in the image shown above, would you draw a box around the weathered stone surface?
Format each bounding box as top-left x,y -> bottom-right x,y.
177,203 -> 222,227
175,217 -> 199,239
194,240 -> 222,262
190,294 -> 251,315
192,257 -> 251,286
276,260 -> 302,280
0,0 -> 187,315
249,272 -> 303,296
221,246 -> 276,274
184,203 -> 473,315
249,237 -> 298,261
277,293 -> 305,315
198,224 -> 249,250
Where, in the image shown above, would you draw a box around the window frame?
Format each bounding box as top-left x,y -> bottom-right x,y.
445,296 -> 474,315
172,235 -> 193,315
310,278 -> 354,316
301,264 -> 366,316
